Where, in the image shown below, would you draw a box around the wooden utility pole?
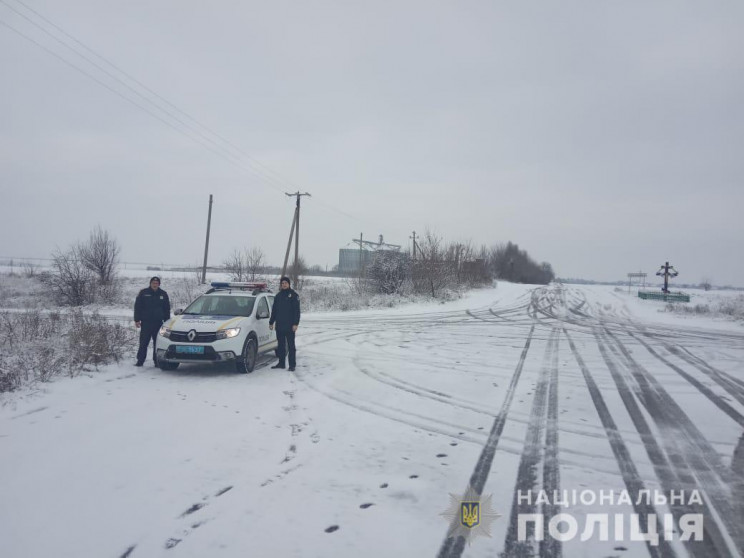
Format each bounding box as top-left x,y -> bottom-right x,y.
201,194 -> 213,284
411,231 -> 417,261
281,211 -> 297,278
281,192 -> 311,279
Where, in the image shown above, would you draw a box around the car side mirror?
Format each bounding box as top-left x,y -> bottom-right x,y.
174,309 -> 183,315
257,310 -> 269,319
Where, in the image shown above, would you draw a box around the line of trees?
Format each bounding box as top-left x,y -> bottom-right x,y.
29,227 -> 553,307
364,232 -> 555,298
486,241 -> 555,285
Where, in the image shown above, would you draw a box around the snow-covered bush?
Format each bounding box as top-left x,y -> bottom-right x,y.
665,294 -> 744,322
297,276 -> 463,313
719,295 -> 744,320
368,252 -> 411,295
0,310 -> 136,392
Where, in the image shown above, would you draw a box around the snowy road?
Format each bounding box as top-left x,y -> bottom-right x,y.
2,284 -> 743,558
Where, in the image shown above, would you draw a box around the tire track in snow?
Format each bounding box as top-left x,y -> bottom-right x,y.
624,329 -> 744,427
437,324 -> 535,558
350,349 -> 626,454
677,345 -> 744,390
663,341 -> 744,405
500,328 -> 560,558
565,328 -> 677,558
541,327 -> 561,558
602,327 -> 744,554
596,328 -> 735,558
293,367 -> 485,446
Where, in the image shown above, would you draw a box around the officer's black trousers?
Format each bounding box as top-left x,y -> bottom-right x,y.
276,329 -> 296,368
137,321 -> 162,364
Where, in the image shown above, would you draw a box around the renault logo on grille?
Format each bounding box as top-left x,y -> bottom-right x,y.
187,330 -> 197,342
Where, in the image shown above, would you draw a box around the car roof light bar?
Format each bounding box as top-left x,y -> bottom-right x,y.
210,282 -> 268,289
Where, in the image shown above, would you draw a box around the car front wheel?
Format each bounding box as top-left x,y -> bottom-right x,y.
158,358 -> 179,371
237,337 -> 257,374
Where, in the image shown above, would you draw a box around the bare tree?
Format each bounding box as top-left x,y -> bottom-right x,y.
414,230 -> 455,297
224,247 -> 265,281
445,240 -> 480,286
44,246 -> 95,306
245,247 -> 265,280
224,249 -> 247,281
79,226 -> 120,284
700,278 -> 713,291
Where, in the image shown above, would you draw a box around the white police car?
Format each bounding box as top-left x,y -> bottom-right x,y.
155,282 -> 277,373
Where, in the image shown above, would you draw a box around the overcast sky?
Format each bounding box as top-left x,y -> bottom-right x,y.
1,1 -> 742,285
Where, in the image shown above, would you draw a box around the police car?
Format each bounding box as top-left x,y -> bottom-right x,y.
155,282 -> 278,373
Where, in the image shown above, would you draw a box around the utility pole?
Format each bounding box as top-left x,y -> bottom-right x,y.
656,261 -> 679,293
201,194 -> 213,284
281,211 -> 297,278
281,192 -> 311,279
410,231 -> 417,261
359,232 -> 363,277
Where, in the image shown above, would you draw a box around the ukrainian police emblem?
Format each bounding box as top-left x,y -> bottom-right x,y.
441,484 -> 501,545
461,501 -> 480,528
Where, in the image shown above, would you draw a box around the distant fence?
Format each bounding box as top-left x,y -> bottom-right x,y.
638,291 -> 690,303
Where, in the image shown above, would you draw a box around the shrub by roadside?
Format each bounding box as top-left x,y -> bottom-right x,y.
665,294 -> 744,322
298,277 -> 463,313
0,310 -> 136,393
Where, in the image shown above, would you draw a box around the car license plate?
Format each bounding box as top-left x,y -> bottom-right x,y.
176,345 -> 204,355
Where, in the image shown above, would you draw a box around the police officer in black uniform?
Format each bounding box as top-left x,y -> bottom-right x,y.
269,276 -> 301,371
134,276 -> 171,366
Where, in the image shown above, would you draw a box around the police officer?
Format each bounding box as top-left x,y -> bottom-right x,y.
134,276 -> 171,366
269,276 -> 301,371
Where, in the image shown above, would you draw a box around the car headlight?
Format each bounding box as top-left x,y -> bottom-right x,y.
159,326 -> 171,338
216,327 -> 241,340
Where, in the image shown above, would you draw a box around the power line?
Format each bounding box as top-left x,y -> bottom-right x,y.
0,17 -> 286,192
6,0 -> 302,193
0,0 -> 299,195
0,1 -> 377,229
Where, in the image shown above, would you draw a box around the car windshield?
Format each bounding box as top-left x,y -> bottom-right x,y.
183,295 -> 255,317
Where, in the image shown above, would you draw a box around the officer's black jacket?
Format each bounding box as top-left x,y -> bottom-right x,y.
270,288 -> 301,330
134,288 -> 171,323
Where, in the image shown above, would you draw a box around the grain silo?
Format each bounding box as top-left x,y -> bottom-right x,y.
338,235 -> 401,275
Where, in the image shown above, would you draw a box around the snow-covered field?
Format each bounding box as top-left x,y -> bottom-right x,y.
2,283 -> 743,557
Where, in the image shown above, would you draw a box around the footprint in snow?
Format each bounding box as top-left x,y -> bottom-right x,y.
180,502 -> 205,517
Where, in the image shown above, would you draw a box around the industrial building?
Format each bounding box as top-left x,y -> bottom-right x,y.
338,235 -> 402,275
